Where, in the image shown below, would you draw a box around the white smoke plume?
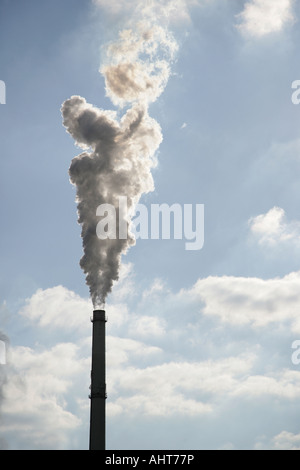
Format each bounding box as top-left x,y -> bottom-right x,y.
62,15 -> 177,308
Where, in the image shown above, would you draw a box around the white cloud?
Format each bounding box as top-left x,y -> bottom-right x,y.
271,431 -> 300,450
110,262 -> 137,302
183,271 -> 300,332
4,271 -> 300,448
141,278 -> 169,301
107,352 -> 300,419
129,315 -> 167,338
233,370 -> 300,400
107,335 -> 162,368
0,343 -> 85,449
109,391 -> 211,417
255,430 -> 300,450
107,354 -> 255,417
236,0 -> 295,37
249,207 -> 300,246
19,285 -> 91,331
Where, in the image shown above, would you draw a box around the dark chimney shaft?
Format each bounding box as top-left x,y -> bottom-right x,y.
89,309 -> 106,450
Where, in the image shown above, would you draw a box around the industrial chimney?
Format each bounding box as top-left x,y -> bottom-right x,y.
89,309 -> 106,450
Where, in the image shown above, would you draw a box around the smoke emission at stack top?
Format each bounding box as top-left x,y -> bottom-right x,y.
62,23 -> 177,308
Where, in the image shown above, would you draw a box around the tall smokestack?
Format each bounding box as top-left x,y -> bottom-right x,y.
61,5 -> 178,451
89,310 -> 106,450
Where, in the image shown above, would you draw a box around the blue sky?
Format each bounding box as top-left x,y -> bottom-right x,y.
1,0 -> 300,450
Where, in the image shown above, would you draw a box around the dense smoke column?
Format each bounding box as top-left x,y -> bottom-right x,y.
62,25 -> 177,307
62,98 -> 162,306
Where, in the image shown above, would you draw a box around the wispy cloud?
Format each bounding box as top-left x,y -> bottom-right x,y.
249,207 -> 300,246
236,0 -> 295,37
19,285 -> 91,330
92,0 -> 199,24
271,431 -> 300,450
1,343 -> 84,449
256,431 -> 300,450
186,270 -> 300,332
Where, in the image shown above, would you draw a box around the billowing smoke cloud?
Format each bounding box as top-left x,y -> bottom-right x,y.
62,21 -> 177,308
